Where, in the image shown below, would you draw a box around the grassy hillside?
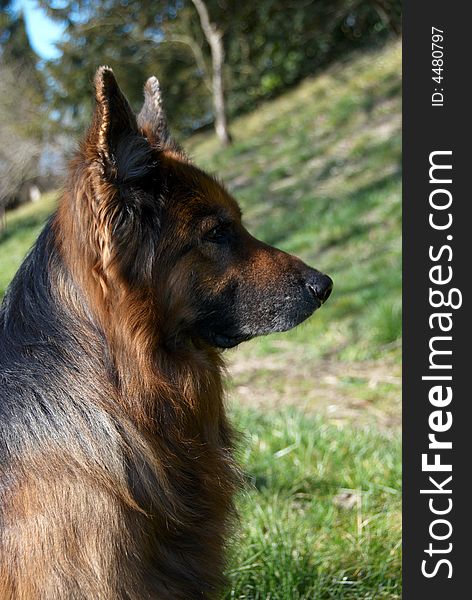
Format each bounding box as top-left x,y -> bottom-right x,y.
189,42 -> 401,362
189,40 -> 402,426
0,41 -> 401,598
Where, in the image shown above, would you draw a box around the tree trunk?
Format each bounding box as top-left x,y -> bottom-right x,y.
191,0 -> 232,145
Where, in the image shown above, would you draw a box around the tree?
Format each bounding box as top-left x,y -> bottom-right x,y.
0,61 -> 41,211
0,7 -> 45,223
38,0 -> 401,141
39,1 -> 212,138
190,0 -> 231,145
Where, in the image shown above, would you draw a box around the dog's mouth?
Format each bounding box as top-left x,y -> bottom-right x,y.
210,332 -> 253,349
204,306 -> 320,349
202,301 -> 325,349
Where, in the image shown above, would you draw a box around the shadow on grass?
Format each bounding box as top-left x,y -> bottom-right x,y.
247,471 -> 342,498
252,170 -> 400,249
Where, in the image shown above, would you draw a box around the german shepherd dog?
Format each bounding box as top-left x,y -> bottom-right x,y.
0,68 -> 332,599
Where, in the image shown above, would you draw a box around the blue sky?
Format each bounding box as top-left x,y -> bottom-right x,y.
18,0 -> 65,60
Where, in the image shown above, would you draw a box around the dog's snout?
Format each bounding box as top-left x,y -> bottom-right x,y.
305,272 -> 333,305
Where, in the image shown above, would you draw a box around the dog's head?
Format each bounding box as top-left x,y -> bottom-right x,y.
69,67 -> 332,350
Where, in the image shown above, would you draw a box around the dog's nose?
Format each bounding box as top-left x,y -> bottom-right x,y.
306,272 -> 333,304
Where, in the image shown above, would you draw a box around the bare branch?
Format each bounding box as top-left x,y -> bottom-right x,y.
158,34 -> 212,93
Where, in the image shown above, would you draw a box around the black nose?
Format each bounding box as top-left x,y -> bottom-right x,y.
306,273 -> 333,304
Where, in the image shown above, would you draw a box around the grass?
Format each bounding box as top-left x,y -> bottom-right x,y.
229,409 -> 401,599
0,192 -> 57,298
0,40 -> 401,598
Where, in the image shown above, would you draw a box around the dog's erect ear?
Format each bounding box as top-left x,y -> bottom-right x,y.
90,66 -> 137,163
86,66 -> 155,183
137,77 -> 170,146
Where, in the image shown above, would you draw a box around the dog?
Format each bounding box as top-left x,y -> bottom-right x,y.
0,67 -> 332,599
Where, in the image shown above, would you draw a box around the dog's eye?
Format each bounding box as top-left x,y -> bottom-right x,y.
204,224 -> 229,243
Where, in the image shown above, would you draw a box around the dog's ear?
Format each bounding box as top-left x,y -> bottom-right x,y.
137,77 -> 170,146
86,66 -> 155,184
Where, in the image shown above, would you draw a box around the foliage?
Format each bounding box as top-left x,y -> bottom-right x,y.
38,0 -> 401,136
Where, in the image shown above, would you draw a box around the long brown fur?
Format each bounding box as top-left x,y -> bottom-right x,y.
0,68 -> 332,599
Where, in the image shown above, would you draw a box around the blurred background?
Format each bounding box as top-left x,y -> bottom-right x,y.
0,1 -> 402,597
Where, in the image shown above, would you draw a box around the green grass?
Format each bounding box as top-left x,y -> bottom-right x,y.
228,409 -> 401,599
0,40 -> 401,598
0,192 -> 57,298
